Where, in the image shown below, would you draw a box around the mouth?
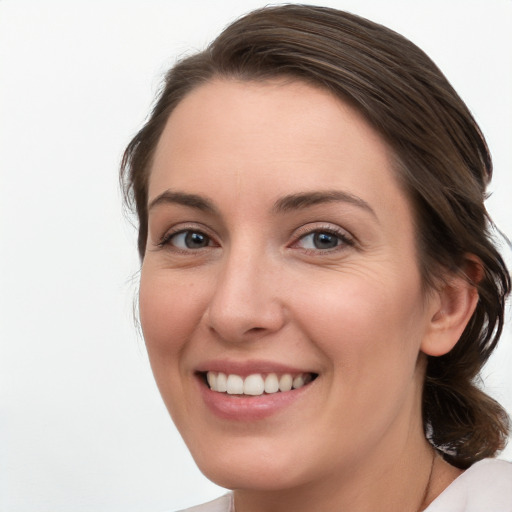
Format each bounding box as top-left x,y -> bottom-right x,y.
199,371 -> 318,396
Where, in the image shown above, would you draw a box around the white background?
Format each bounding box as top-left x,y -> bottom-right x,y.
1,1 -> 511,511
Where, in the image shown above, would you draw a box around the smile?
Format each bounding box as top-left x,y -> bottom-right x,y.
205,371 -> 316,396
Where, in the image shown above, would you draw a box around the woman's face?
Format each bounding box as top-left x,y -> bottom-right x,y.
140,79 -> 438,491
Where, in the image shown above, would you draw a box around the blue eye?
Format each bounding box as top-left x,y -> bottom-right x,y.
296,230 -> 350,251
166,230 -> 211,249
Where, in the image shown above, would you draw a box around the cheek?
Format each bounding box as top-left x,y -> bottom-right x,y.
138,269 -> 211,422
293,266 -> 427,375
139,270 -> 205,358
303,272 -> 427,426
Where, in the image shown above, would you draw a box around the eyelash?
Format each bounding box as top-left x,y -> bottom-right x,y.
291,225 -> 355,253
157,225 -> 217,252
156,224 -> 355,254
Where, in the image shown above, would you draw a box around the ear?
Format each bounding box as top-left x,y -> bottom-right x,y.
421,255 -> 482,357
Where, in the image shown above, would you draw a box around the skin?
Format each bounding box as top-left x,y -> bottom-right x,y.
140,79 -> 477,512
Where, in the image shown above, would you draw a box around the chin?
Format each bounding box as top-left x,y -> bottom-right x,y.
189,436 -> 314,491
200,460 -> 307,492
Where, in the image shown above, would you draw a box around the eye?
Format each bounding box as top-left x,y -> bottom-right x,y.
294,228 -> 354,251
162,230 -> 213,250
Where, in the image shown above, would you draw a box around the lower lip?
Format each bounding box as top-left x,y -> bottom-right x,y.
198,378 -> 314,421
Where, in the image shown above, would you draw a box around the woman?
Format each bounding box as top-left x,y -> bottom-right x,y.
120,5 -> 511,511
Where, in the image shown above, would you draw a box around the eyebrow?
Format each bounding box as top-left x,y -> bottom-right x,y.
148,189 -> 377,219
272,190 -> 377,218
148,190 -> 218,214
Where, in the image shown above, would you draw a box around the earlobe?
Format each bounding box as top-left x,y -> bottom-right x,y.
421,256 -> 482,357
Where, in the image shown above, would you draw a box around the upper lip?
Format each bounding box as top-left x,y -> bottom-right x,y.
195,359 -> 317,377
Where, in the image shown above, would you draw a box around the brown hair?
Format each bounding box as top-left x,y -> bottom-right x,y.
120,4 -> 510,468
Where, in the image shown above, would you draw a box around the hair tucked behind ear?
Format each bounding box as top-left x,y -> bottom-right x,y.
423,256 -> 511,467
120,4 -> 510,467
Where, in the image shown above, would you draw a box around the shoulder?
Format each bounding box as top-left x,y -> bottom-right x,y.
426,458 -> 512,512
176,493 -> 234,512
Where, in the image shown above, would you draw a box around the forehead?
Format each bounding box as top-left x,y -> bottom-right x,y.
148,78 -> 410,222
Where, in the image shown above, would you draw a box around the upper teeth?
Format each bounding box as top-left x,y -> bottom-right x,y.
206,372 -> 312,395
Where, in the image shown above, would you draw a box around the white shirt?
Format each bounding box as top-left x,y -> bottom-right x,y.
425,458 -> 512,511
178,458 -> 512,512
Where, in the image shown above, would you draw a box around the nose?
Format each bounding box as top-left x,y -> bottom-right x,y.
204,246 -> 287,343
